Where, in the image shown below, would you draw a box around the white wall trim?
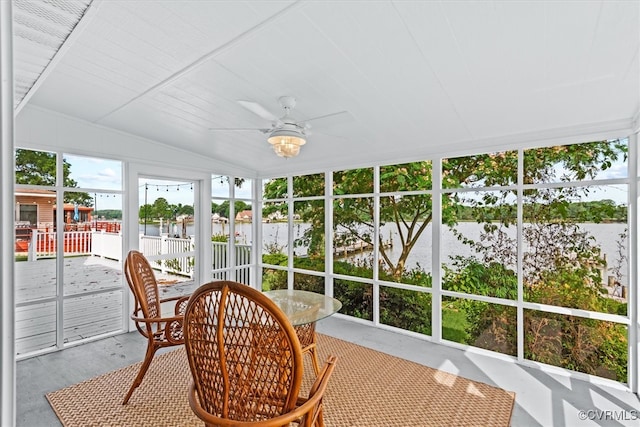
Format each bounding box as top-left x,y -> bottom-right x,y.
1,1 -> 16,425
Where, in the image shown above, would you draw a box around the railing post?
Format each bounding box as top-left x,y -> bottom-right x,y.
90,230 -> 96,256
160,235 -> 168,274
190,235 -> 196,278
28,229 -> 37,261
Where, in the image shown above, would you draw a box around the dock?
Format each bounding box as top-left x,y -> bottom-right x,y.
333,239 -> 392,257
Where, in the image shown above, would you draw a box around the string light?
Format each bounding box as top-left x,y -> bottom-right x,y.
140,182 -> 194,191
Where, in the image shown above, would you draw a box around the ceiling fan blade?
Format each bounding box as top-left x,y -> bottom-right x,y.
237,100 -> 279,121
208,127 -> 271,134
313,130 -> 350,139
303,111 -> 354,128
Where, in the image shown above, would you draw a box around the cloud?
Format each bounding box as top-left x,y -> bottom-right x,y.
97,168 -> 117,179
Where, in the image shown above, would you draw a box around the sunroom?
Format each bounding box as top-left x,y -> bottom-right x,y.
2,1 -> 640,426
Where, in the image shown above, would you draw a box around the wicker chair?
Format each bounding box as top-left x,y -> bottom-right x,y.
122,250 -> 190,405
184,281 -> 338,427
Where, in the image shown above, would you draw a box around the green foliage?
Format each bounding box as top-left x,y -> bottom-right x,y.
293,274 -> 324,294
263,140 -> 626,283
453,199 -> 626,223
524,312 -> 627,382
177,204 -> 194,216
140,199 -> 194,222
263,253 -> 432,333
293,199 -> 325,258
334,279 -> 374,320
293,256 -> 325,272
379,287 -> 432,335
292,173 -> 325,197
261,252 -> 287,291
264,177 -> 289,199
443,257 -> 517,299
464,300 -> 517,356
16,149 -> 64,186
333,168 -> 374,195
442,305 -> 469,343
262,253 -> 287,267
211,234 -> 228,242
15,149 -> 93,205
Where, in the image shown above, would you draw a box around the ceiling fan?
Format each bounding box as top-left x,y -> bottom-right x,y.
210,96 -> 352,158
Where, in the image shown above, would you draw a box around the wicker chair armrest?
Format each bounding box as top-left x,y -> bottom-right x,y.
294,355 -> 338,426
158,295 -> 188,303
188,355 -> 338,427
130,309 -> 153,326
162,316 -> 184,344
174,295 -> 190,315
157,295 -> 191,315
130,312 -> 182,324
306,354 -> 337,398
130,311 -> 184,342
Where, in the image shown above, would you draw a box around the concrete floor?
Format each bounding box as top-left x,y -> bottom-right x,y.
16,315 -> 640,427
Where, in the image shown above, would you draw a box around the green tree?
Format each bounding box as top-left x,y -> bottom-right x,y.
150,197 -> 172,219
446,143 -> 629,381
263,140 -> 627,280
139,204 -> 153,221
15,149 -> 93,205
175,203 -> 194,216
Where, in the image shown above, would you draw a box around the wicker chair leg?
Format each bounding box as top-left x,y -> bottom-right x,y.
122,344 -> 158,404
317,406 -> 325,427
308,345 -> 320,375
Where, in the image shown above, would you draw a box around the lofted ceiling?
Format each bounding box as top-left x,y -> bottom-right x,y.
13,0 -> 640,176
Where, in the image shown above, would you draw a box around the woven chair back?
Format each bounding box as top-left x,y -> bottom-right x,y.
124,250 -> 161,324
184,281 -> 304,422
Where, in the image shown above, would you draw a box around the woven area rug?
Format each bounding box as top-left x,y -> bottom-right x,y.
47,334 -> 515,426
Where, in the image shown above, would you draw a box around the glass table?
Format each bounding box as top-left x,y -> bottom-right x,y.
263,289 -> 342,374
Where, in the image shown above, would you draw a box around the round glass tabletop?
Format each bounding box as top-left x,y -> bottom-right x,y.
263,289 -> 342,326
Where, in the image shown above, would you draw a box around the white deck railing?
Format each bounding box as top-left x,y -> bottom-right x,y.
25,230 -> 252,280
29,229 -> 92,259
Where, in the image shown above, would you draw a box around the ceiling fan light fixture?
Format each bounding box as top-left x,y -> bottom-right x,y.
267,128 -> 306,158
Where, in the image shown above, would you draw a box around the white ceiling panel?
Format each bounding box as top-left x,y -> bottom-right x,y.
13,0 -> 92,106
14,0 -> 639,176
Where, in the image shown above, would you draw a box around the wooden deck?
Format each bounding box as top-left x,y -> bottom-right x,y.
14,256 -> 194,355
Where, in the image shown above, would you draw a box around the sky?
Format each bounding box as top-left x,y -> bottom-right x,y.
64,154 -> 252,210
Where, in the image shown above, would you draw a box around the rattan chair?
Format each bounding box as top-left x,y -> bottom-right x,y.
184,281 -> 337,427
122,250 -> 190,405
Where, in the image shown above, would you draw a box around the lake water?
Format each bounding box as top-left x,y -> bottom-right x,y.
141,221 -> 629,284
